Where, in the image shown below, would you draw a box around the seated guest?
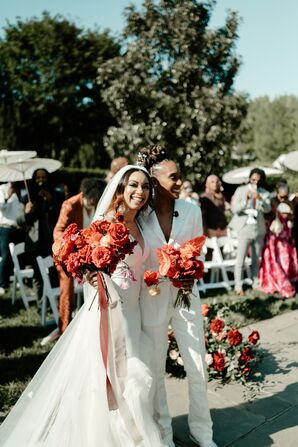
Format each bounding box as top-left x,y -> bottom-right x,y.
200,175 -> 228,237
179,179 -> 199,205
53,177 -> 104,333
259,202 -> 298,297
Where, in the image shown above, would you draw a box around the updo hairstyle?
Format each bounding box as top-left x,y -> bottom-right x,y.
136,145 -> 170,175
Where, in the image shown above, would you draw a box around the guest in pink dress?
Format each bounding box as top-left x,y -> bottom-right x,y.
259,203 -> 298,297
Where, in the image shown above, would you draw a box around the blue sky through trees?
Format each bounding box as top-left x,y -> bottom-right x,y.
1,0 -> 298,99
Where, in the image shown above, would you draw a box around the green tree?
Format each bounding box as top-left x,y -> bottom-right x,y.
98,0 -> 248,183
239,95 -> 298,163
0,12 -> 120,168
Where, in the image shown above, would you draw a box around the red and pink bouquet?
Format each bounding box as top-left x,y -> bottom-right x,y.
144,236 -> 205,309
53,213 -> 137,282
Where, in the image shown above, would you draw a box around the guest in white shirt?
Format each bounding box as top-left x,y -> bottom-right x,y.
0,182 -> 23,295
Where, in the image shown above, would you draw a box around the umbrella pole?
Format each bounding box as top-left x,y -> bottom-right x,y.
23,177 -> 31,202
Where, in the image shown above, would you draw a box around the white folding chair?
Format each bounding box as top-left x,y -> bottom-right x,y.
9,242 -> 35,309
198,237 -> 232,293
37,255 -> 83,327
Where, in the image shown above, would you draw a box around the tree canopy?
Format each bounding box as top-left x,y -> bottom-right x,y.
98,0 -> 248,183
238,95 -> 298,163
0,12 -> 119,168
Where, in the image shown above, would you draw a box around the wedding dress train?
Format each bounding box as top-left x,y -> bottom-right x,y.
0,273 -> 165,447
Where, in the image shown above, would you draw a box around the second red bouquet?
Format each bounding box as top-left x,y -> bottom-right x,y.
53,213 -> 138,282
144,236 -> 206,309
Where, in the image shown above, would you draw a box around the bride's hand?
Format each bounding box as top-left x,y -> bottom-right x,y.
84,271 -> 98,288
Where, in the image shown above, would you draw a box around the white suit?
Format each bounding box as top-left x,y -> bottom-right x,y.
139,199 -> 215,447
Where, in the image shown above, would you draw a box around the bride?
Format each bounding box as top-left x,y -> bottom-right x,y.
0,165 -> 165,447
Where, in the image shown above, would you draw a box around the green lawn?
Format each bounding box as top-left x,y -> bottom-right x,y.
1,286 -> 297,418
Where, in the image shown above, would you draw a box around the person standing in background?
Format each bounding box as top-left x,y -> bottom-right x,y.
0,182 -> 23,296
105,156 -> 129,182
17,169 -> 61,301
200,175 -> 228,238
229,168 -> 271,296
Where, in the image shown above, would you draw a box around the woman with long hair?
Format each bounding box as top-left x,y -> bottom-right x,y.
0,165 -> 165,447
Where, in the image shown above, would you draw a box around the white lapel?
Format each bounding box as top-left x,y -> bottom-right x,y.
169,200 -> 189,245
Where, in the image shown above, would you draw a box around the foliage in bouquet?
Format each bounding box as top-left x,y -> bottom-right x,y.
53,213 -> 137,282
144,236 -> 206,309
167,303 -> 261,388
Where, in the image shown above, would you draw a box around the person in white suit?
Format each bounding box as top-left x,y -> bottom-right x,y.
137,146 -> 216,447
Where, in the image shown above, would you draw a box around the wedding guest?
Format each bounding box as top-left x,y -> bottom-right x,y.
200,175 -> 228,237
259,202 -> 298,297
0,182 -> 23,296
179,180 -> 199,205
137,145 -> 216,447
0,165 -> 165,447
53,177 -> 104,333
105,156 -> 129,182
17,169 -> 61,300
229,168 -> 271,296
265,180 -> 292,225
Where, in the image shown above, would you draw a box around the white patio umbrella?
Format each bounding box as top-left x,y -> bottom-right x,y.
0,149 -> 37,164
283,151 -> 298,172
222,166 -> 284,184
0,158 -> 62,200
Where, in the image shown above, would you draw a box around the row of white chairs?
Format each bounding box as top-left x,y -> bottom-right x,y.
198,235 -> 252,293
9,242 -> 83,327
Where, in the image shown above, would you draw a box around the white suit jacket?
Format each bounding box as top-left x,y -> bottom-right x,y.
138,199 -> 203,326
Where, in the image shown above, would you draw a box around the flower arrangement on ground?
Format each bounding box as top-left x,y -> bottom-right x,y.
52,213 -> 137,284
144,236 -> 205,309
167,303 -> 261,388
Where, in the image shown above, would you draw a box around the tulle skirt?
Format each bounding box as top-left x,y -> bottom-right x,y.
0,290 -> 166,447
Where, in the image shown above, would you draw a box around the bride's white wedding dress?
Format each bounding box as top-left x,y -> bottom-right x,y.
0,244 -> 165,447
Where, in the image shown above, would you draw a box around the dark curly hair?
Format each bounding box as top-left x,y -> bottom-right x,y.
136,145 -> 170,174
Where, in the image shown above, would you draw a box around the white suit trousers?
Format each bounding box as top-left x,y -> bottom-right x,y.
143,298 -> 215,447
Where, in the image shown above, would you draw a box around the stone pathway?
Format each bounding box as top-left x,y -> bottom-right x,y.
167,309 -> 298,447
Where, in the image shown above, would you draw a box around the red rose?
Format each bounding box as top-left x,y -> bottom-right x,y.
239,346 -> 253,365
226,329 -> 243,346
92,246 -> 115,269
201,304 -> 210,317
91,219 -> 111,234
65,252 -> 81,276
144,270 -> 159,287
62,223 -> 79,239
213,352 -> 226,372
248,330 -> 260,345
59,239 -> 76,262
210,318 -> 225,334
108,222 -> 130,247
